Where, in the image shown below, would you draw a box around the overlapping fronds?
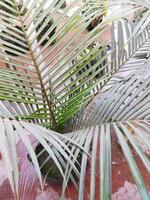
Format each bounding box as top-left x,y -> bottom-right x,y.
0,0 -> 145,128
65,67 -> 150,200
0,102 -> 82,198
0,0 -> 150,199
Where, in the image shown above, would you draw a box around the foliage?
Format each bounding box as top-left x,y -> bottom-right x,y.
0,0 -> 150,199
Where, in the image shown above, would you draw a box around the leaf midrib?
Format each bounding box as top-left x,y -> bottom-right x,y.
13,0 -> 57,129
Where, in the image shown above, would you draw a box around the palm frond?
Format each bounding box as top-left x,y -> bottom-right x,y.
65,66 -> 150,200
0,102 -> 81,197
64,17 -> 150,130
0,0 -> 142,128
0,0 -> 150,199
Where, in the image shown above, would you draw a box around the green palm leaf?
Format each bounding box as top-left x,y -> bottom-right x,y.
0,0 -> 150,199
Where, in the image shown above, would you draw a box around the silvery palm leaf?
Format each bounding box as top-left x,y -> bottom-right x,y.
62,16 -> 150,200
0,0 -> 150,199
0,0 -> 107,196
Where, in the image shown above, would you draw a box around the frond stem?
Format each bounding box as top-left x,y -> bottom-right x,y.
14,0 -> 57,129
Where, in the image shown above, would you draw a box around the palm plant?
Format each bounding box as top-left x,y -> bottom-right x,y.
0,0 -> 150,199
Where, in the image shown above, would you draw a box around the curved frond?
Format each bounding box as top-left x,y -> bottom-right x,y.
0,0 -> 145,128
67,66 -> 150,200
0,0 -> 150,199
0,103 -> 80,198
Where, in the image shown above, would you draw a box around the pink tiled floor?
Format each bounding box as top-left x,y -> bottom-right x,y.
112,181 -> 149,200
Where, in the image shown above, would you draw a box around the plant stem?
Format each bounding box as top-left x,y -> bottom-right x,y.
14,0 -> 57,129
